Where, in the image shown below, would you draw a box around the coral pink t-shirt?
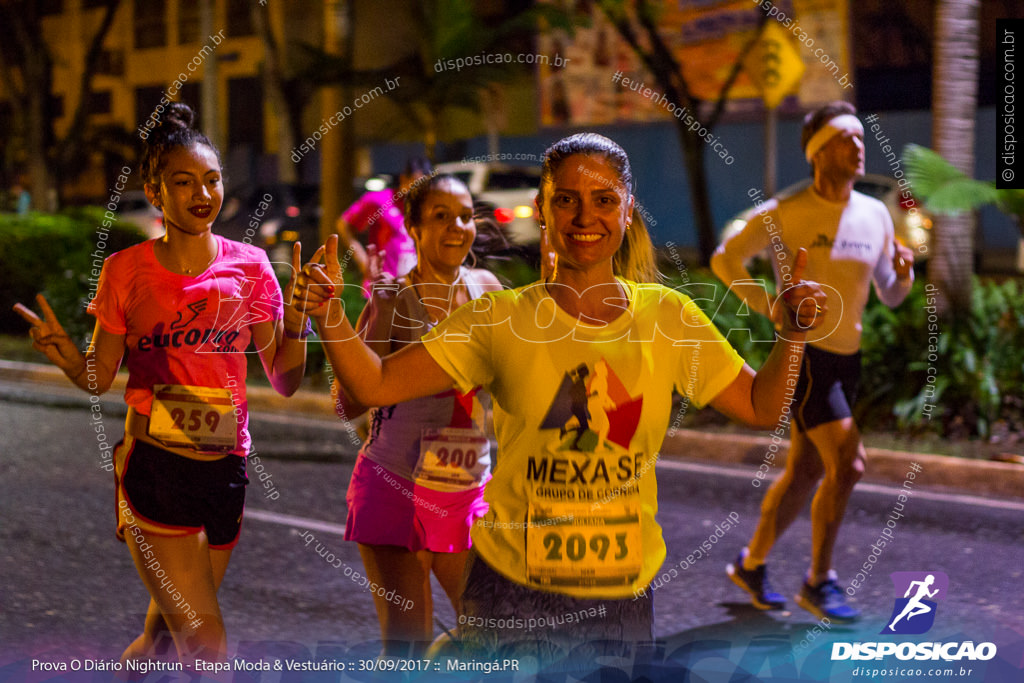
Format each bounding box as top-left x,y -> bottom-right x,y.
342,189 -> 417,281
88,236 -> 283,456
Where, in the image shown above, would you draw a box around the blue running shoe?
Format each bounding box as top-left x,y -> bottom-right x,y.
796,578 -> 860,622
727,553 -> 786,610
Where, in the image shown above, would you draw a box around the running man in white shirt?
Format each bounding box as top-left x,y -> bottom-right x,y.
712,101 -> 915,622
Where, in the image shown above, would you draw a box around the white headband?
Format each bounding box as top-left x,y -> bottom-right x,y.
804,114 -> 864,163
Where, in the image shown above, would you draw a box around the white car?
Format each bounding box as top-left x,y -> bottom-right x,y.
721,174 -> 932,258
434,162 -> 541,244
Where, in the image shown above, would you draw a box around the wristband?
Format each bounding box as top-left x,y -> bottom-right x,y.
285,317 -> 314,340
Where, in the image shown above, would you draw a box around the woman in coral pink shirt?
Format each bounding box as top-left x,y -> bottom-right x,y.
14,103 -> 309,666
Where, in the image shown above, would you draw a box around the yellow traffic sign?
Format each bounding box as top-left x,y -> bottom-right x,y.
744,21 -> 805,109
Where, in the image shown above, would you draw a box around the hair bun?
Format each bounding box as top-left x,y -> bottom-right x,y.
159,102 -> 196,134
139,100 -> 219,185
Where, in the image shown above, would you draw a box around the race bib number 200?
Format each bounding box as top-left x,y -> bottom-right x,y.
414,427 -> 489,490
526,501 -> 641,589
148,384 -> 238,450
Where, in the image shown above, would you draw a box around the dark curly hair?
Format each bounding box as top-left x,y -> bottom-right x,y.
140,102 -> 222,186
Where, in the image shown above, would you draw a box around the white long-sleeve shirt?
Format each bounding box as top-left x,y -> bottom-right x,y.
711,186 -> 913,355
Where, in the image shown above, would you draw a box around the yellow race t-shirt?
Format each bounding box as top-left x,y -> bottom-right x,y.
421,279 -> 745,599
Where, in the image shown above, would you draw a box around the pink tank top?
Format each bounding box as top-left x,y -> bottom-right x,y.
359,268 -> 492,485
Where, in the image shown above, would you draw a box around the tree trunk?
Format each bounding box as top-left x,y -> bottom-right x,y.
424,115 -> 438,164
2,0 -> 121,210
677,125 -> 715,265
54,0 -> 121,202
25,52 -> 55,211
928,0 -> 980,315
319,0 -> 356,244
599,0 -> 764,266
254,1 -> 297,183
338,0 -> 356,226
3,0 -> 58,211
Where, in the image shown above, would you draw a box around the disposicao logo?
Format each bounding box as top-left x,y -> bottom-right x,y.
831,571 -> 997,662
883,571 -> 948,635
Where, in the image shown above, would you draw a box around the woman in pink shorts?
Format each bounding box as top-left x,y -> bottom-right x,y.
14,103 -> 309,666
330,174 -> 502,655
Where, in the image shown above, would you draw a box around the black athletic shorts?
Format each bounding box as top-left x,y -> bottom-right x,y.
114,438 -> 248,549
792,345 -> 862,432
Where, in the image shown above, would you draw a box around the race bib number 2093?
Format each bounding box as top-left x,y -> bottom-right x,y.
526,501 -> 641,589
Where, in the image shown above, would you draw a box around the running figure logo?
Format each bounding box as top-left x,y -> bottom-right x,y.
170,298 -> 208,330
540,359 -> 642,453
882,571 -> 948,635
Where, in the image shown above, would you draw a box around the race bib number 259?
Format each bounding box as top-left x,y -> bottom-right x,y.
148,384 -> 238,450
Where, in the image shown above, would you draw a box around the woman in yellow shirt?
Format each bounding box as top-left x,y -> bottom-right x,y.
294,133 -> 826,659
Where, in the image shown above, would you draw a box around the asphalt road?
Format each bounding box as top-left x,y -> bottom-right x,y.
1,388 -> 1022,682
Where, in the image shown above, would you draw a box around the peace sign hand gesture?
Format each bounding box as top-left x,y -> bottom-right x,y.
282,241 -> 304,308
13,294 -> 86,378
277,241 -> 316,340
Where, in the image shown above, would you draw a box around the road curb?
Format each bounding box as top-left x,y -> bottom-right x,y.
659,428 -> 1024,501
0,359 -> 337,418
2,359 -> 1020,500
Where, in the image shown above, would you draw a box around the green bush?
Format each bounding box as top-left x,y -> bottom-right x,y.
0,209 -> 357,383
664,265 -> 778,371
865,278 -> 1024,441
0,209 -> 145,342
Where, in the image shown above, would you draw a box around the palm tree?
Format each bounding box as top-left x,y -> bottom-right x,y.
302,0 -> 570,162
387,0 -> 571,161
904,144 -> 1023,237
928,0 -> 981,316
252,2 -> 319,184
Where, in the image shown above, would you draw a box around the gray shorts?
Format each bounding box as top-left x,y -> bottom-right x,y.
456,550 -> 654,666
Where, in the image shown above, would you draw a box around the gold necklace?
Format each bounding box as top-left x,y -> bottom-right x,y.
160,241 -> 216,274
181,251 -> 216,274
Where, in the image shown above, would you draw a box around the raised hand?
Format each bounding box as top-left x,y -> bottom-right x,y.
278,240 -> 315,341
774,248 -> 828,333
365,244 -> 387,283
893,237 -> 914,280
363,244 -> 401,302
13,294 -> 86,376
282,241 -> 303,305
293,234 -> 345,321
